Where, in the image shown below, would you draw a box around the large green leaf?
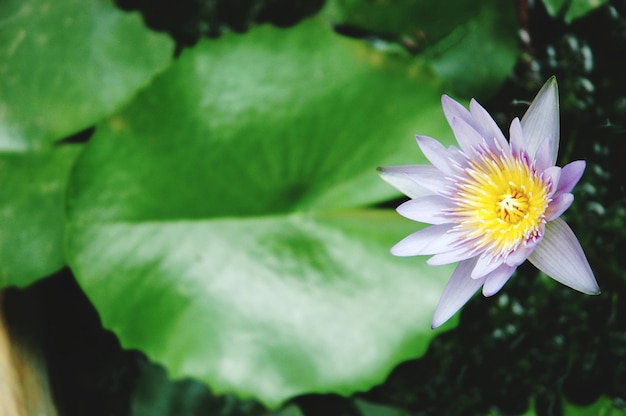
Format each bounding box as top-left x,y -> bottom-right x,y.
0,0 -> 173,150
0,145 -> 81,288
67,18 -> 456,408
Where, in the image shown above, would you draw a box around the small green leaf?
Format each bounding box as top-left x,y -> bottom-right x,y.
324,0 -> 478,45
325,0 -> 519,99
67,19 -> 456,408
542,0 -> 610,23
0,0 -> 173,150
562,396 -> 624,415
0,145 -> 81,288
424,0 -> 518,98
542,0 -> 569,16
355,399 -> 411,416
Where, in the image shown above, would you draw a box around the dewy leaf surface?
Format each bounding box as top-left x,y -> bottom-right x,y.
0,0 -> 173,150
0,145 -> 81,287
66,18 -> 456,407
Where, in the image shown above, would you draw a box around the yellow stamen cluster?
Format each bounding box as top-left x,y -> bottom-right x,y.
451,151 -> 550,258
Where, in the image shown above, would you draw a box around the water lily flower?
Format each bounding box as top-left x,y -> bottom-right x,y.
379,77 -> 600,329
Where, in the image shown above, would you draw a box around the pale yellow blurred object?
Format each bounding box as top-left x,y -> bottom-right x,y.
0,290 -> 57,416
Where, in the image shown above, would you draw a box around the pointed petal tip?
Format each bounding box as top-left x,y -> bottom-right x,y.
430,258 -> 484,329
528,218 -> 600,296
431,310 -> 456,329
540,76 -> 559,94
557,160 -> 586,194
521,77 -> 560,163
559,276 -> 600,296
577,274 -> 601,295
389,244 -> 413,257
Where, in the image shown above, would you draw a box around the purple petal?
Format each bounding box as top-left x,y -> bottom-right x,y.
416,135 -> 457,176
377,165 -> 444,198
427,246 -> 476,266
482,264 -> 516,296
505,242 -> 538,266
390,224 -> 454,256
421,229 -> 467,255
471,252 -> 504,279
509,118 -> 526,157
469,99 -> 510,151
521,77 -> 560,164
545,193 -> 574,221
449,116 -> 492,156
527,217 -> 600,294
541,166 -> 561,197
432,257 -> 485,329
442,95 -> 480,134
397,196 -> 451,224
557,160 -> 586,194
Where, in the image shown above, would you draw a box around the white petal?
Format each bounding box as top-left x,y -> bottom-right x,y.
390,224 -> 454,256
416,135 -> 457,176
521,77 -> 560,164
432,257 -> 485,329
397,196 -> 451,224
469,99 -> 509,150
377,165 -> 444,199
482,264 -> 516,296
471,252 -> 504,279
528,217 -> 600,294
557,160 -> 586,194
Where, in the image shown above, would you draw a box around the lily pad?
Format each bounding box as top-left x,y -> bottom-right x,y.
66,18 -> 456,407
0,0 -> 173,150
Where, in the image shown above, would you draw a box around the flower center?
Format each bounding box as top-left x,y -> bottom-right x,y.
450,150 -> 551,258
496,189 -> 529,224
